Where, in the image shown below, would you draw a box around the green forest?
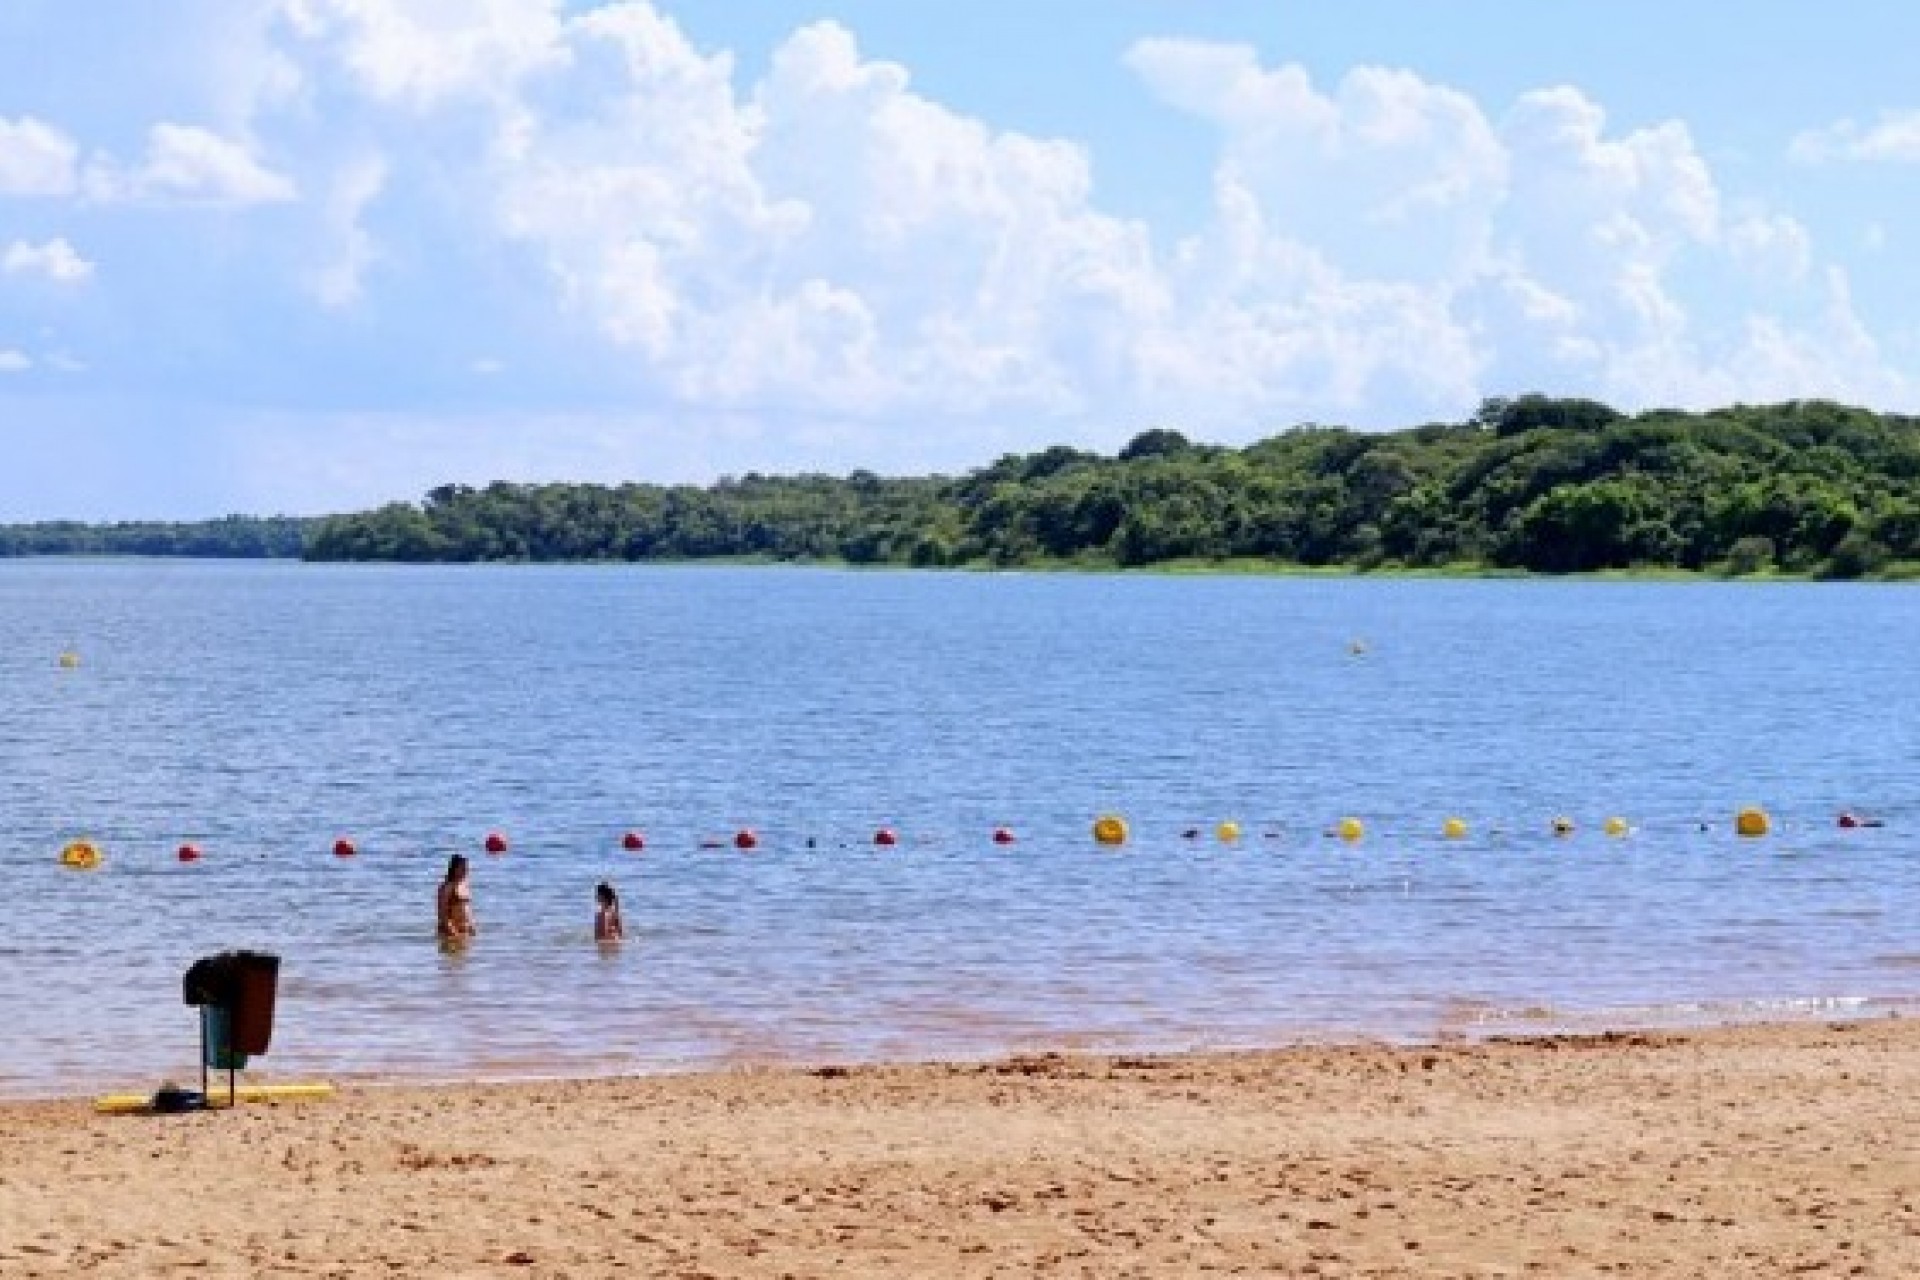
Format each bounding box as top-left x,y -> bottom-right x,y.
0,515 -> 311,559
9,397 -> 1920,578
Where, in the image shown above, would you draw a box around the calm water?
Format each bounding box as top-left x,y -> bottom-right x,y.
0,562 -> 1914,1098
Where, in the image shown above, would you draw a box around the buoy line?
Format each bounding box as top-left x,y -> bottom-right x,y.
45,804 -> 1887,868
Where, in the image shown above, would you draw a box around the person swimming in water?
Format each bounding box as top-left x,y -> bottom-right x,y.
594,881 -> 624,942
437,854 -> 477,941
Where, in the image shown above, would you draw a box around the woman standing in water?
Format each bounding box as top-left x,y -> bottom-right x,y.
594,881 -> 624,942
437,854 -> 477,942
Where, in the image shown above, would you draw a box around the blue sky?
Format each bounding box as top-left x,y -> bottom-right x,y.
3,2 -> 1919,518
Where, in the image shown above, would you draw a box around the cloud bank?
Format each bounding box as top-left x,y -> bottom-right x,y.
1,1 -> 1915,516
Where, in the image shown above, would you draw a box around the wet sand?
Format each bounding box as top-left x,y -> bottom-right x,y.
1,1018 -> 1914,1278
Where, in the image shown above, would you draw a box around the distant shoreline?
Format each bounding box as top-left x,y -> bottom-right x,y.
4,551 -> 1914,583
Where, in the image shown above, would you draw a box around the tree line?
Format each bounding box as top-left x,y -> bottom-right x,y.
8,398 -> 1920,577
301,397 -> 1920,578
0,515 -> 311,559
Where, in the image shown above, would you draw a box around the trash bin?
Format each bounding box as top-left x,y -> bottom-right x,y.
228,952 -> 279,1056
183,951 -> 280,1084
183,952 -> 238,1007
203,1005 -> 246,1070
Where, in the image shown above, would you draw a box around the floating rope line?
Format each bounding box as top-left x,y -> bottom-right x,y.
39,803 -> 1903,868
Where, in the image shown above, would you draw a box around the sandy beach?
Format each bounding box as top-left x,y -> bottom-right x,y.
2,1018 -> 1913,1278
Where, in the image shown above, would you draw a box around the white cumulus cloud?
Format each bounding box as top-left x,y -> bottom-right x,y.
1726,212 -> 1813,283
0,349 -> 31,373
87,123 -> 297,206
309,153 -> 387,307
2,237 -> 95,283
1791,110 -> 1920,164
241,7 -> 1911,438
1128,40 -> 1508,284
282,0 -> 568,108
6,0 -> 1915,508
484,11 -> 1163,423
0,116 -> 79,196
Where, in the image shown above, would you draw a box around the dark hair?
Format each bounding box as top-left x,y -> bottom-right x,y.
445,854 -> 469,881
596,881 -> 618,909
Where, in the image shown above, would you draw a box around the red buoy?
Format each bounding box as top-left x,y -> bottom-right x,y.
874,828 -> 898,847
991,827 -> 1016,845
622,831 -> 645,851
332,837 -> 356,858
177,843 -> 201,863
484,831 -> 509,855
734,829 -> 758,851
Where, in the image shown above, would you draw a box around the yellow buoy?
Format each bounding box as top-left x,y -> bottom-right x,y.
59,839 -> 102,870
1336,817 -> 1364,843
1735,807 -> 1771,838
1215,821 -> 1242,843
1092,815 -> 1128,846
1441,816 -> 1468,840
58,651 -> 80,670
1550,816 -> 1575,838
1603,816 -> 1630,837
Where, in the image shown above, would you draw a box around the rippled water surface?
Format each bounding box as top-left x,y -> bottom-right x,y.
1,562 -> 1914,1097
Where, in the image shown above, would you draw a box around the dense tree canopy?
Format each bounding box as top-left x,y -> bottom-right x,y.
0,515 -> 311,559
9,399 -> 1920,578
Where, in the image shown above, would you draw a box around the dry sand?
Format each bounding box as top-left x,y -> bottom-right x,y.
2,1018 -> 1914,1278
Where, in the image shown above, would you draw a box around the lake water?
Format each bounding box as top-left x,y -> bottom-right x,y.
0,562 -> 1914,1098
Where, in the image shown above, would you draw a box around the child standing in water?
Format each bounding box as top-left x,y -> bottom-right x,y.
594,881 -> 624,942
